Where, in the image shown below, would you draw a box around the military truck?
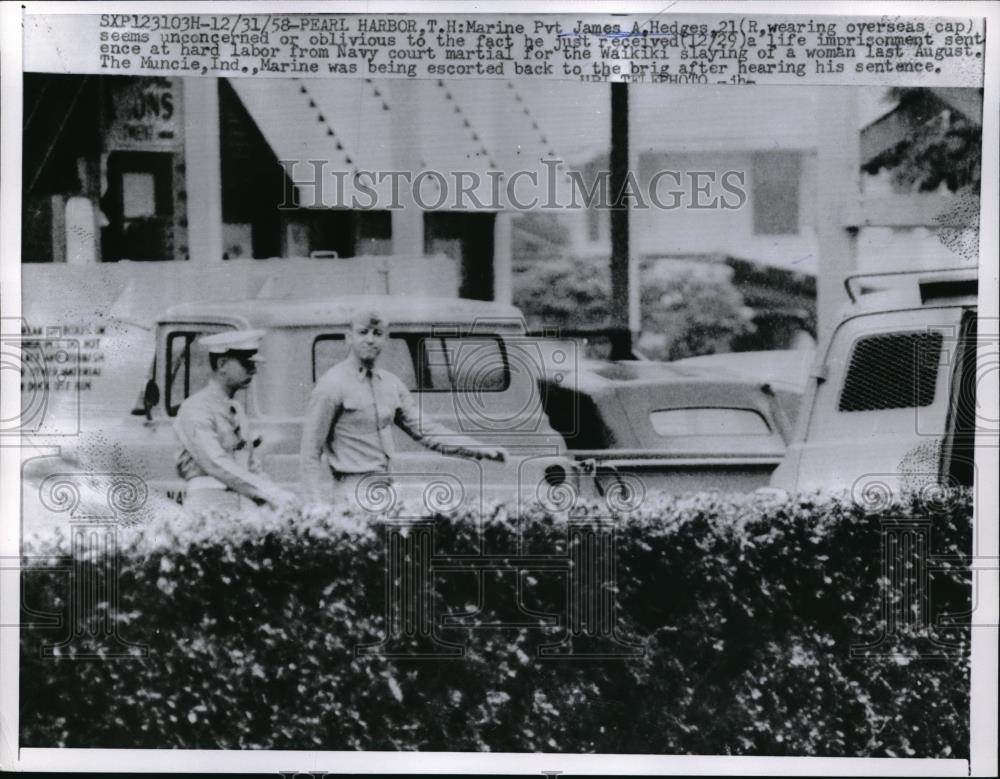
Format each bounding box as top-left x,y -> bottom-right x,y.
22,295 -> 585,521
769,267 -> 980,502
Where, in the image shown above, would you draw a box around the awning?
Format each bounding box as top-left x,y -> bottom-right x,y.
228,78 -> 583,210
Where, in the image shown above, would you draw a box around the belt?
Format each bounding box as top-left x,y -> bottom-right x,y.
187,475 -> 232,491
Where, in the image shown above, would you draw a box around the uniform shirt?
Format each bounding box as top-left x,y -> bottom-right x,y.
300,355 -> 485,497
174,380 -> 276,501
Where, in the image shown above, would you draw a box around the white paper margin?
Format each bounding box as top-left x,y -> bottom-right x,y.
1,1 -> 996,775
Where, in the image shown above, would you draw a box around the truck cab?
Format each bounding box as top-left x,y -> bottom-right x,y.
769,268 -> 979,501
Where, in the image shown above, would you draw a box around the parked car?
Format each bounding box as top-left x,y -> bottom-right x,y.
668,349 -> 812,428
539,358 -> 804,495
22,295 -> 585,521
769,267 -> 979,501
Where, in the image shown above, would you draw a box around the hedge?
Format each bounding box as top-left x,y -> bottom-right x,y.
20,490 -> 971,756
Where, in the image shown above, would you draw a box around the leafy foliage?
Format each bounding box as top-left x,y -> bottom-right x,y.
864,89 -> 982,194
637,262 -> 755,360
21,491 -> 971,755
513,253 -> 614,331
513,256 -> 755,360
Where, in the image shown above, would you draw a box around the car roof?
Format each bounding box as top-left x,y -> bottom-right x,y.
542,362 -> 791,451
553,359 -> 789,395
840,268 -> 977,318
669,350 -> 813,388
163,295 -> 527,329
572,357 -> 800,383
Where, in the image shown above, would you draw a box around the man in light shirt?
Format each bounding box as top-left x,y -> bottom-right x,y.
300,309 -> 507,506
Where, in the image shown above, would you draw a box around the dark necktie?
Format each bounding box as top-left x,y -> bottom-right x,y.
230,404 -> 246,450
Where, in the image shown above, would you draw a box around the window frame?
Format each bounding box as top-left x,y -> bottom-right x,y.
165,331 -> 198,417
310,332 -> 511,393
416,334 -> 511,394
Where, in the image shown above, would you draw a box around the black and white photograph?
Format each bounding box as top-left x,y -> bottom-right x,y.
1,2 -> 997,775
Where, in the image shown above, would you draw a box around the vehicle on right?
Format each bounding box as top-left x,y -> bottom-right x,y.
769,267 -> 981,502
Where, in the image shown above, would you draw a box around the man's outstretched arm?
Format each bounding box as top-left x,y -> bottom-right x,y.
393,381 -> 506,462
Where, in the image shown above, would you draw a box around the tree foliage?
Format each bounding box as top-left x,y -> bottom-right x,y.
864,89 -> 982,194
637,262 -> 756,360
513,257 -> 755,360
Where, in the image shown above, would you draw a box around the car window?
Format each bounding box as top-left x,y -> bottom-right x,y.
649,407 -> 772,437
424,336 -> 509,392
313,335 -> 416,388
312,333 -> 508,392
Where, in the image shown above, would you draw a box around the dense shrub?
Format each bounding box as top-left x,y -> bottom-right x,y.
636,261 -> 756,360
513,254 -> 613,331
20,491 -> 971,755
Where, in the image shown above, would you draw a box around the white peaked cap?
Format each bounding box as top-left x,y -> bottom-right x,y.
199,329 -> 267,357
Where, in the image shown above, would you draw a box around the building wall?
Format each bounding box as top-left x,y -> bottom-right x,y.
577,149 -> 971,275
579,150 -> 820,273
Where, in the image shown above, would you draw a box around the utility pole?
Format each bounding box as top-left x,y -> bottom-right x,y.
815,87 -> 859,342
609,81 -> 636,359
183,78 -> 224,264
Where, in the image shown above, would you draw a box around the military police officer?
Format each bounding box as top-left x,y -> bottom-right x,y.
174,329 -> 296,515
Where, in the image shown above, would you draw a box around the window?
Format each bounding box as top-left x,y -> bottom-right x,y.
424,337 -> 509,392
165,329 -> 228,416
751,151 -> 801,235
103,150 -> 175,261
838,331 -> 943,412
312,335 -> 416,387
649,407 -> 772,437
311,334 -> 509,392
354,211 -> 392,256
122,172 -> 157,218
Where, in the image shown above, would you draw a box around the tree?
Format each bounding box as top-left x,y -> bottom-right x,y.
513,254 -> 612,330
513,256 -> 755,361
863,88 -> 982,194
638,262 -> 756,361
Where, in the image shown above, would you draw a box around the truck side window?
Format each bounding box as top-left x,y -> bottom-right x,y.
414,336 -> 509,392
311,333 -> 509,392
312,335 -> 417,388
838,331 -> 943,412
